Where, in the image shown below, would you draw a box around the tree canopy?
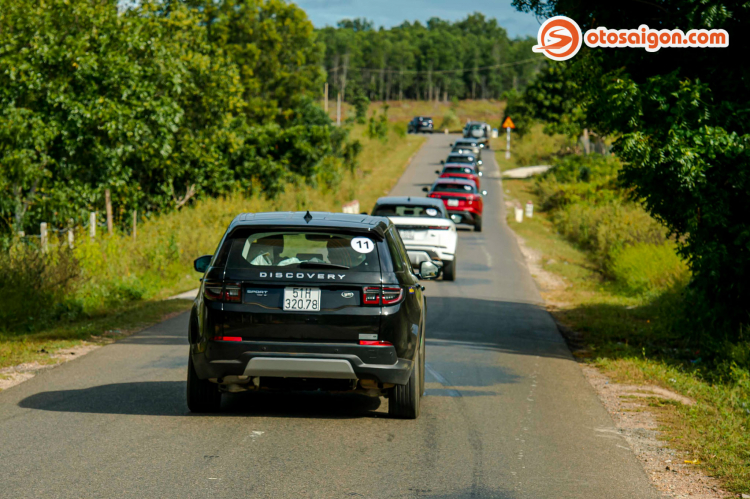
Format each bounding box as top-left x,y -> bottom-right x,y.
511,0 -> 750,340
0,0 -> 352,237
317,14 -> 544,102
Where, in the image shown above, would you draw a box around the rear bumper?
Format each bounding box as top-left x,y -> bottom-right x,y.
406,246 -> 454,265
192,340 -> 413,385
447,210 -> 481,226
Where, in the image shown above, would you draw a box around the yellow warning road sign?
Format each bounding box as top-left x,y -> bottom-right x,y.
502,117 -> 515,129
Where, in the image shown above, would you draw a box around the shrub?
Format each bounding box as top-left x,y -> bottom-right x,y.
439,109 -> 461,131
609,242 -> 690,295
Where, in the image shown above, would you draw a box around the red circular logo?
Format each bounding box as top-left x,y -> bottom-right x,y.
532,16 -> 583,61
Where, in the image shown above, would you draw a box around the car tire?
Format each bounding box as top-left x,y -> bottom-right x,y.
187,356 -> 221,413
474,216 -> 483,232
443,258 -> 456,281
389,350 -> 421,419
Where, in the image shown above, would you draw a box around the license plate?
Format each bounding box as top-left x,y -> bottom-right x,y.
447,199 -> 459,207
399,230 -> 415,240
283,287 -> 321,311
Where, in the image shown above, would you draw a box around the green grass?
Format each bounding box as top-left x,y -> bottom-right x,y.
0,125 -> 425,374
493,123 -> 571,171
328,98 -> 508,133
0,299 -> 191,371
503,175 -> 750,493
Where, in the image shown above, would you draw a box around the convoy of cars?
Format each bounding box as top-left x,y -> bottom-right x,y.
187,119 -> 492,419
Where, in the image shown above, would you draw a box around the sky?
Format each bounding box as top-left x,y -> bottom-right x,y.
294,0 -> 542,39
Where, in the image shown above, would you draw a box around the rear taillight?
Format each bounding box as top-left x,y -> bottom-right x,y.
223,283 -> 241,303
428,225 -> 450,230
213,336 -> 242,342
359,340 -> 393,346
363,286 -> 381,305
382,287 -> 404,305
204,282 -> 241,303
362,286 -> 404,306
204,282 -> 223,301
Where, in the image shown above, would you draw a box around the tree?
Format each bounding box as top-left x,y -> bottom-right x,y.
513,0 -> 750,341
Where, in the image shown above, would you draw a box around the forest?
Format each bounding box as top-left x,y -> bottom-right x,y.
318,16 -> 541,102
0,0 -> 354,239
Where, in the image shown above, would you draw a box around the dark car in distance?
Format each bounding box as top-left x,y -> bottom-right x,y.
462,122 -> 491,149
188,211 -> 440,419
441,153 -> 482,171
408,116 -> 434,133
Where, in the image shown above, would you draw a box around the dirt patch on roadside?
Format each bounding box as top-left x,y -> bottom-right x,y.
582,365 -> 730,499
0,308 -> 188,393
508,216 -> 568,294
0,342 -> 101,392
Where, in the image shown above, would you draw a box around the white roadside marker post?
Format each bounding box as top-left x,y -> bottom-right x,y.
68,219 -> 74,249
526,201 -> 534,218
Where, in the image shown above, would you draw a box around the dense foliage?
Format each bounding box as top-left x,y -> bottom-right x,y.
318,15 -> 543,102
0,0 -> 353,237
512,0 -> 750,343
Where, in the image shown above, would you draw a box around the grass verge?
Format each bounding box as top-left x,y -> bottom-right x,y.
503,175 -> 750,493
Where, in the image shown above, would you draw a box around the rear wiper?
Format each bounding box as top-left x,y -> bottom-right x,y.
299,262 -> 350,270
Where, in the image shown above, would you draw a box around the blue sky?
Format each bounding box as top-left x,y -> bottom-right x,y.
294,0 -> 542,39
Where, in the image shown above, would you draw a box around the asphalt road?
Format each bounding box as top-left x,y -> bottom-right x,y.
0,134 -> 658,499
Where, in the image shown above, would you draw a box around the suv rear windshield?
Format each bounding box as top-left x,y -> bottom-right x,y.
444,167 -> 475,175
373,204 -> 444,218
446,155 -> 475,163
433,183 -> 477,194
223,231 -> 381,272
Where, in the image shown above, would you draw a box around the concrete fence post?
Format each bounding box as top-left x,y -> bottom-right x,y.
40,222 -> 48,252
90,212 -> 96,239
105,188 -> 113,235
132,210 -> 137,242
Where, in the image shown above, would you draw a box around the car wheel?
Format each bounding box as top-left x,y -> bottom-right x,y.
443,258 -> 456,281
389,350 -> 421,419
474,216 -> 483,232
187,356 -> 221,413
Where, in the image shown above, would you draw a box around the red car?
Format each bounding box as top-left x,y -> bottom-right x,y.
435,165 -> 482,189
423,178 -> 486,232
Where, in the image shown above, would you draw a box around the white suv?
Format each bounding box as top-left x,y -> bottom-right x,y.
371,197 -> 459,281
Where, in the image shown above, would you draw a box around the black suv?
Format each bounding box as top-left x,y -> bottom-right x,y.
408,116 -> 434,133
188,212 -> 439,419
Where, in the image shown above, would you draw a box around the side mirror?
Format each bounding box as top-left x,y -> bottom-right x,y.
422,187 -> 429,193
449,143 -> 453,147
435,170 -> 440,175
479,172 -> 483,177
440,160 -> 444,164
419,261 -> 440,280
482,190 -> 488,196
194,255 -> 213,273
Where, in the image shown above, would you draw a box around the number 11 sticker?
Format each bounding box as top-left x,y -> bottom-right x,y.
351,237 -> 374,254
